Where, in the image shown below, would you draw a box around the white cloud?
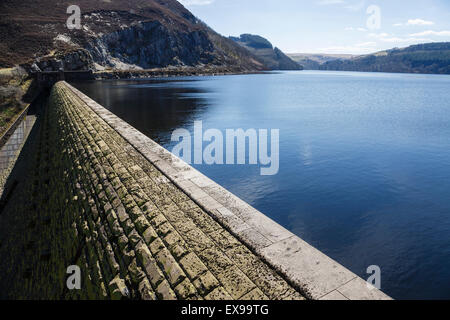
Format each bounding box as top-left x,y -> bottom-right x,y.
394,19 -> 435,27
319,41 -> 376,54
178,0 -> 215,6
344,0 -> 366,12
355,41 -> 376,47
318,0 -> 366,11
380,37 -> 431,43
345,27 -> 367,32
410,30 -> 450,37
368,32 -> 432,43
317,0 -> 346,5
368,33 -> 390,39
407,19 -> 434,26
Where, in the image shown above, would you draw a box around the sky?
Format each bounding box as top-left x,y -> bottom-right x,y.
178,0 -> 450,54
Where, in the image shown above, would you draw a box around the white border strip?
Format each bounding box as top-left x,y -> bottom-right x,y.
65,82 -> 392,300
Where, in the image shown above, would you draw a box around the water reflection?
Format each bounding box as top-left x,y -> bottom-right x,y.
72,79 -> 211,145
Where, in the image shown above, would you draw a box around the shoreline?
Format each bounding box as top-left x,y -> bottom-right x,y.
94,66 -> 267,80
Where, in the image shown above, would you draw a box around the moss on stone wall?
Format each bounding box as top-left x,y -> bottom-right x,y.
0,82 -> 303,300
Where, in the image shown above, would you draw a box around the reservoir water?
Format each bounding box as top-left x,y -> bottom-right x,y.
73,71 -> 450,299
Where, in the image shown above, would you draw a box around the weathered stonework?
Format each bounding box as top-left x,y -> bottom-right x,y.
0,81 -> 391,300
0,81 -> 305,300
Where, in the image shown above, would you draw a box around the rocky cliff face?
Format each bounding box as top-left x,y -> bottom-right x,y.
85,20 -> 215,69
230,34 -> 302,70
0,0 -> 265,72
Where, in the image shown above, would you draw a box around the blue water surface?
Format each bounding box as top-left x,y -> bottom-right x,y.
73,71 -> 450,299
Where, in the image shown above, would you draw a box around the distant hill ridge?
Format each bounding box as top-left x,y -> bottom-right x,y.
288,53 -> 356,70
289,43 -> 450,74
230,34 -> 302,70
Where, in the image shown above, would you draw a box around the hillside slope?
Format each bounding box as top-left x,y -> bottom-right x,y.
319,43 -> 450,74
288,53 -> 355,70
230,34 -> 302,70
0,0 -> 265,72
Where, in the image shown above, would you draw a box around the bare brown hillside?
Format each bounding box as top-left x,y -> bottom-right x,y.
0,0 -> 265,71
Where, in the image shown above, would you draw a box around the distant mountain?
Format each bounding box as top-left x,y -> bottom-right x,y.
318,43 -> 450,74
0,0 -> 265,72
230,34 -> 302,70
287,53 -> 355,70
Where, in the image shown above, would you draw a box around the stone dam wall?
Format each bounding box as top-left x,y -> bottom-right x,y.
0,81 -> 391,300
0,82 -> 304,300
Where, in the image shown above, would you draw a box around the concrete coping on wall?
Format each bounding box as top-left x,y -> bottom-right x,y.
65,81 -> 392,300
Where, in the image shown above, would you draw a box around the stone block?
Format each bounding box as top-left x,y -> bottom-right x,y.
215,265 -> 256,300
193,271 -> 220,296
174,278 -> 198,300
179,252 -> 208,280
156,280 -> 177,300
156,248 -> 186,286
204,287 -> 233,300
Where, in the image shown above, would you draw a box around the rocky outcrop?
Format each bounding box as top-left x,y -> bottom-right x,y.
30,49 -> 96,73
85,21 -> 215,70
